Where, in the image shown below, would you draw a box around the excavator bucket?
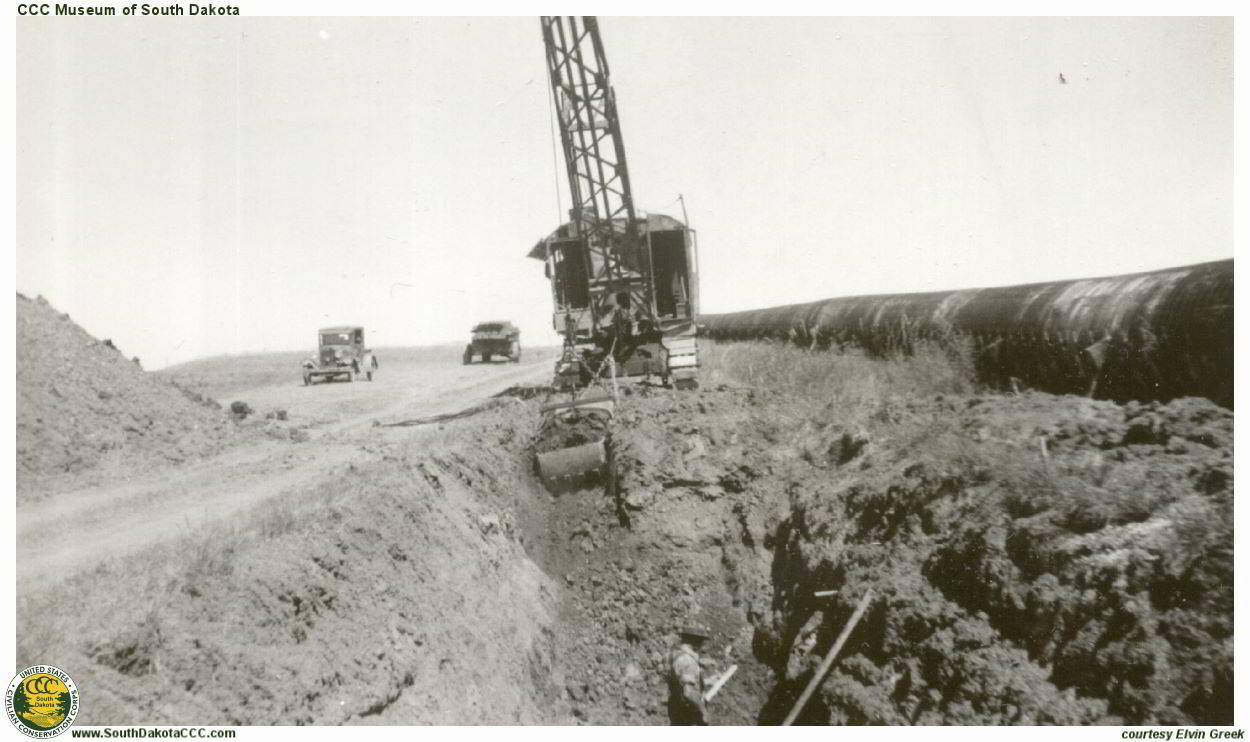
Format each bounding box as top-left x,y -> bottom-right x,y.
536,441 -> 609,485
535,393 -> 615,490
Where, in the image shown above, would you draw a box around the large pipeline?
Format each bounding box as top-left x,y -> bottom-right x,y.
700,259 -> 1232,407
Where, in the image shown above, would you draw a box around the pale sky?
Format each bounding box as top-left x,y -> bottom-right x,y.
16,16 -> 1232,369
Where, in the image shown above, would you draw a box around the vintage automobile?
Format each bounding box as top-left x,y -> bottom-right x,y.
463,321 -> 521,364
302,326 -> 378,384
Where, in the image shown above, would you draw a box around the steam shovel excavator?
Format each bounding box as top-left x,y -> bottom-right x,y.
531,16 -> 701,488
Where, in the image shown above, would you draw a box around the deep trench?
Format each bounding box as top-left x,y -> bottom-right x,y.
490,383 -> 1235,726
505,454 -> 810,725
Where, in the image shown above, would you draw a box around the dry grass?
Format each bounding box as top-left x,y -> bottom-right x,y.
700,338 -> 977,405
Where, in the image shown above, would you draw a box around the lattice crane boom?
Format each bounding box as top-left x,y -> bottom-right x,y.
541,16 -> 655,333
532,16 -> 702,488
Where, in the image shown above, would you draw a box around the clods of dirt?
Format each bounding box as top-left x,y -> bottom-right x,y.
532,386 -> 1232,725
534,408 -> 610,455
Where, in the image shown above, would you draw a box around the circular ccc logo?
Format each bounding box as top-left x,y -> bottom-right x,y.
5,666 -> 79,738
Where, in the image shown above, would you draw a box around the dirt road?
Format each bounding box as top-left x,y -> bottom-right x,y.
17,347 -> 555,593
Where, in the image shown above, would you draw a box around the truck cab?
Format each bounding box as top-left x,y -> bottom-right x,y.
302,326 -> 377,385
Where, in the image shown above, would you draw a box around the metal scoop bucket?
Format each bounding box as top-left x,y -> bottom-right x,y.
535,393 -> 615,489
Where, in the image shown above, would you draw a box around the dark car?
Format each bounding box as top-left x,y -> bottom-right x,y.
464,321 -> 520,364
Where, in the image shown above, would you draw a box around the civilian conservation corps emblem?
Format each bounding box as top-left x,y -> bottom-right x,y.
5,666 -> 79,738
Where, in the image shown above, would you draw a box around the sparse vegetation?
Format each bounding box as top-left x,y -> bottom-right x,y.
701,339 -> 977,406
17,406 -> 564,725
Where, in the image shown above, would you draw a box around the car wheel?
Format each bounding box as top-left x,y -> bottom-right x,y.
511,342 -> 521,363
463,345 -> 473,365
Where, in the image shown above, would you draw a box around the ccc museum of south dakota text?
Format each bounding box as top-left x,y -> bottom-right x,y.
18,4 -> 240,15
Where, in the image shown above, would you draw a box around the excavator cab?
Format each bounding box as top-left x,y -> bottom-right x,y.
533,16 -> 700,488
529,213 -> 700,388
529,215 -> 700,486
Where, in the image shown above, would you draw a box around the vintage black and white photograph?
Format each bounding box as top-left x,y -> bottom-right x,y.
12,9 -> 1235,731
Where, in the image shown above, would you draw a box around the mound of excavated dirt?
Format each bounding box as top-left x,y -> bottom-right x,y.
754,393 -> 1232,725
19,423 -> 568,725
16,294 -> 235,494
531,385 -> 1232,725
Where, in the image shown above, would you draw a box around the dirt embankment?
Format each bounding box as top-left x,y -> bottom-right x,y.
18,292 -> 574,724
746,393 -> 1232,724
19,419 -> 569,725
16,294 -> 242,498
521,384 -> 1232,725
